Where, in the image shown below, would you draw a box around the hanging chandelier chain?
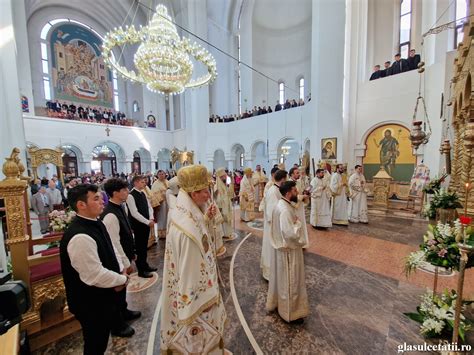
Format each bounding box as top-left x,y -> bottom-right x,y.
135,1 -> 300,95
116,0 -> 141,67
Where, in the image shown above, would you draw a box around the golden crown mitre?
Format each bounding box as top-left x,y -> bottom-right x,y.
244,167 -> 253,175
178,165 -> 209,193
216,168 -> 226,178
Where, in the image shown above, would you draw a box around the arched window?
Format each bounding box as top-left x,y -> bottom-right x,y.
279,82 -> 285,104
454,0 -> 468,47
39,19 -> 119,110
299,78 -> 305,101
399,0 -> 412,58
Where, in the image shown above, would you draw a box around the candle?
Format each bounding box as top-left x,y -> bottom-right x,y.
465,183 -> 470,217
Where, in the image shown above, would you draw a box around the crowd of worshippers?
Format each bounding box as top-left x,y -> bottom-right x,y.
369,49 -> 421,81
49,161 -> 369,353
209,95 -> 310,123
45,100 -> 130,125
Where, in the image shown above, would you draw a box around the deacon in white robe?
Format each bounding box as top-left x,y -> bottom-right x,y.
310,169 -> 333,228
261,170 -> 288,280
289,167 -> 310,248
330,164 -> 349,225
259,167 -> 279,212
252,165 -> 267,208
348,165 -> 369,224
151,171 -> 169,238
161,165 -> 226,354
239,168 -> 255,222
214,168 -> 234,239
266,181 -> 309,323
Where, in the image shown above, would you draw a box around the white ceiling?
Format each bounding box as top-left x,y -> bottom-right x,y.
252,0 -> 311,31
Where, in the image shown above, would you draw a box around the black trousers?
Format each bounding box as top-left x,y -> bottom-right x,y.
134,224 -> 150,272
111,287 -> 128,331
76,309 -> 113,355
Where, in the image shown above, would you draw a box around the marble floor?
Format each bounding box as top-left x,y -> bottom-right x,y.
33,208 -> 474,355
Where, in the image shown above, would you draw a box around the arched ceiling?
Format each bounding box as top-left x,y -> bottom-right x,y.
252,0 -> 311,31
25,0 -> 152,30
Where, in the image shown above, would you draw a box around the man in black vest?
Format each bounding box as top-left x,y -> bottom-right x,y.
60,184 -> 129,354
102,178 -> 141,338
369,65 -> 382,80
407,49 -> 421,71
390,53 -> 409,75
126,175 -> 156,278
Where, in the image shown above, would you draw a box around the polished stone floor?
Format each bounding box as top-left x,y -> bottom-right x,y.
33,208 -> 474,355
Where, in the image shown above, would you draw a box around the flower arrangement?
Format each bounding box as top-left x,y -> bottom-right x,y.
49,209 -> 76,232
404,219 -> 474,276
423,174 -> 447,194
404,289 -> 472,341
422,188 -> 462,219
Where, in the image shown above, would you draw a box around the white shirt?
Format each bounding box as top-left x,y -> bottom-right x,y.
126,188 -> 154,225
67,214 -> 127,288
102,202 -> 131,269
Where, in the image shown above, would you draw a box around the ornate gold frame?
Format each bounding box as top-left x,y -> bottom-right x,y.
170,147 -> 194,169
449,5 -> 474,217
27,147 -> 64,185
0,148 -> 74,346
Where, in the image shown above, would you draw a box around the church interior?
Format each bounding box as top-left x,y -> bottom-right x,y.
1,0 -> 474,354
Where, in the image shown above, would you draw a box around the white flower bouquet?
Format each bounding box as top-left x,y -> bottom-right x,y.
405,289 -> 472,341
49,209 -> 76,232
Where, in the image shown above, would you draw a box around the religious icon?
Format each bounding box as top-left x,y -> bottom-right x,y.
362,124 -> 415,182
21,95 -> 29,113
202,234 -> 209,253
147,114 -> 156,128
372,128 -> 400,176
321,138 -> 337,160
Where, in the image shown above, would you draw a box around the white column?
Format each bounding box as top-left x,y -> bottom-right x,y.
226,155 -> 234,172
310,0 -> 346,163
0,0 -> 27,179
343,0 -> 368,168
12,0 -> 35,113
124,157 -> 133,174
184,0 -> 210,165
169,95 -> 175,131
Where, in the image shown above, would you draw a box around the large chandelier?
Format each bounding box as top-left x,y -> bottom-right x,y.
102,4 -> 217,95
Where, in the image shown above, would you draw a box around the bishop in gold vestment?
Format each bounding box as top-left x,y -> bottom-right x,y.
160,165 -> 226,354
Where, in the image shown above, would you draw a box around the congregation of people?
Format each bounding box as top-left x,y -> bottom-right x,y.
369,49 -> 421,81
45,99 -> 132,124
50,159 -> 370,353
209,94 -> 310,123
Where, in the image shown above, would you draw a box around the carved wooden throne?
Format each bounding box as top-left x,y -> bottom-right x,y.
0,148 -> 78,350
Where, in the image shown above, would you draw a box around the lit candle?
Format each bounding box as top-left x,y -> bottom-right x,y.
465,182 -> 470,217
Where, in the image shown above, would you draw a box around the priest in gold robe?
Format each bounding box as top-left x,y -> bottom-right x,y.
252,164 -> 267,207
330,164 -> 349,225
310,169 -> 333,228
266,180 -> 309,323
214,168 -> 234,240
349,165 -> 369,224
239,168 -> 255,222
160,165 -> 226,354
151,170 -> 169,238
261,169 -> 288,280
208,171 -> 225,257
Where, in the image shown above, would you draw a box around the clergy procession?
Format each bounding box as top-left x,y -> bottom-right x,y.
56,161 -> 369,353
